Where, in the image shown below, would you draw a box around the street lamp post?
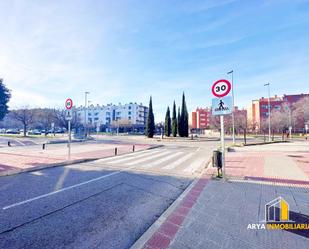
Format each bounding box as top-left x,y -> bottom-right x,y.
84,91 -> 90,138
288,104 -> 292,139
264,83 -> 271,142
227,70 -> 235,144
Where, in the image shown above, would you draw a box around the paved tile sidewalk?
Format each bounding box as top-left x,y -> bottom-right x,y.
207,151 -> 309,182
136,145 -> 309,249
167,179 -> 309,249
138,173 -> 309,249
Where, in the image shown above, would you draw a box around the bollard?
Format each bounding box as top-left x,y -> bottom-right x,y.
42,143 -> 45,150
213,150 -> 222,178
8,141 -> 11,147
115,147 -> 118,156
133,145 -> 135,152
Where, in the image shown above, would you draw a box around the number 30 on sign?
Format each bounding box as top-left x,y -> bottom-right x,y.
211,79 -> 231,98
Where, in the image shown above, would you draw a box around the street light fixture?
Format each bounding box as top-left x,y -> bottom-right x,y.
264,83 -> 271,142
227,70 -> 235,144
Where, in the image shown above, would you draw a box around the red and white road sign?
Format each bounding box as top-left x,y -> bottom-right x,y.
212,79 -> 231,98
65,98 -> 73,110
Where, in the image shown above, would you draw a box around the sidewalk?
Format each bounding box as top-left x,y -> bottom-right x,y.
133,143 -> 309,249
0,142 -> 154,176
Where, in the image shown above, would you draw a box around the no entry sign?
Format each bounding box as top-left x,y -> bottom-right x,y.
212,79 -> 231,98
65,98 -> 73,110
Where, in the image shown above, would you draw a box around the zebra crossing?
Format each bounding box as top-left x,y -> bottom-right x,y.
94,147 -> 208,175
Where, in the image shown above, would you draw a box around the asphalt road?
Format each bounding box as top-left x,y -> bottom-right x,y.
0,142 -> 218,249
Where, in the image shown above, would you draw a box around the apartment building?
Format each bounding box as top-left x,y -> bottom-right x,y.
248,93 -> 309,131
191,108 -> 211,131
76,102 -> 148,130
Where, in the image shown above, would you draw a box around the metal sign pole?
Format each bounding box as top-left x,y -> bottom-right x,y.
220,115 -> 225,179
68,119 -> 71,160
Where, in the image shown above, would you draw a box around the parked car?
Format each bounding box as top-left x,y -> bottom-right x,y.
55,128 -> 65,134
6,129 -> 20,134
28,129 -> 41,135
41,130 -> 49,135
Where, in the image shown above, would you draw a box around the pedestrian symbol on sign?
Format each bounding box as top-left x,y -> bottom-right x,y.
212,96 -> 232,116
218,100 -> 224,111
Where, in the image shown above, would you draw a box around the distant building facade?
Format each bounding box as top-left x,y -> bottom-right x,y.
248,93 -> 309,132
191,108 -> 211,132
76,102 -> 148,132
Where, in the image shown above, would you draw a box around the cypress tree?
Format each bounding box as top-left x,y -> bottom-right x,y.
146,96 -> 155,138
172,101 -> 177,137
164,106 -> 171,137
180,92 -> 189,137
0,78 -> 11,121
177,107 -> 181,136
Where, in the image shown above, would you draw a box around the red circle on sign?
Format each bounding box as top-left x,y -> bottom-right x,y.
211,79 -> 231,98
65,98 -> 73,110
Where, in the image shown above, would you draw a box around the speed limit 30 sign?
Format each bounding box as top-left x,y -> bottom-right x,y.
212,79 -> 231,98
65,98 -> 73,110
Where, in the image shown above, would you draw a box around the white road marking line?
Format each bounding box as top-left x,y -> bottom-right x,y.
2,165 -> 137,210
107,149 -> 164,164
183,157 -> 206,173
13,139 -> 24,146
162,152 -> 194,170
141,152 -> 184,168
125,150 -> 171,166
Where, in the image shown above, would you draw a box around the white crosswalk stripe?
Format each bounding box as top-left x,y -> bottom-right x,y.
106,149 -> 164,164
183,157 -> 206,173
162,152 -> 194,170
141,152 -> 184,168
98,150 -> 162,164
93,146 -> 206,175
125,150 -> 171,166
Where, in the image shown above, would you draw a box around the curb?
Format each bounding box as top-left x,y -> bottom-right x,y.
243,140 -> 290,146
131,158 -> 211,249
0,144 -> 162,177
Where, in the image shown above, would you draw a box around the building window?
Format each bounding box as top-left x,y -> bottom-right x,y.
128,111 -> 131,115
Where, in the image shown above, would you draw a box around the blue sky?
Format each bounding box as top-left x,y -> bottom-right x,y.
0,0 -> 309,121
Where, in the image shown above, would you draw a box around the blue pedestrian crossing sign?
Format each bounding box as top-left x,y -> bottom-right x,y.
212,96 -> 233,116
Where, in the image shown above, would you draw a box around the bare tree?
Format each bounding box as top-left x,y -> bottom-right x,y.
53,109 -> 81,130
32,108 -> 57,135
209,115 -> 220,130
235,112 -> 248,144
11,108 -> 34,136
271,106 -> 289,140
110,119 -> 132,133
260,118 -> 269,142
292,97 -> 309,132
